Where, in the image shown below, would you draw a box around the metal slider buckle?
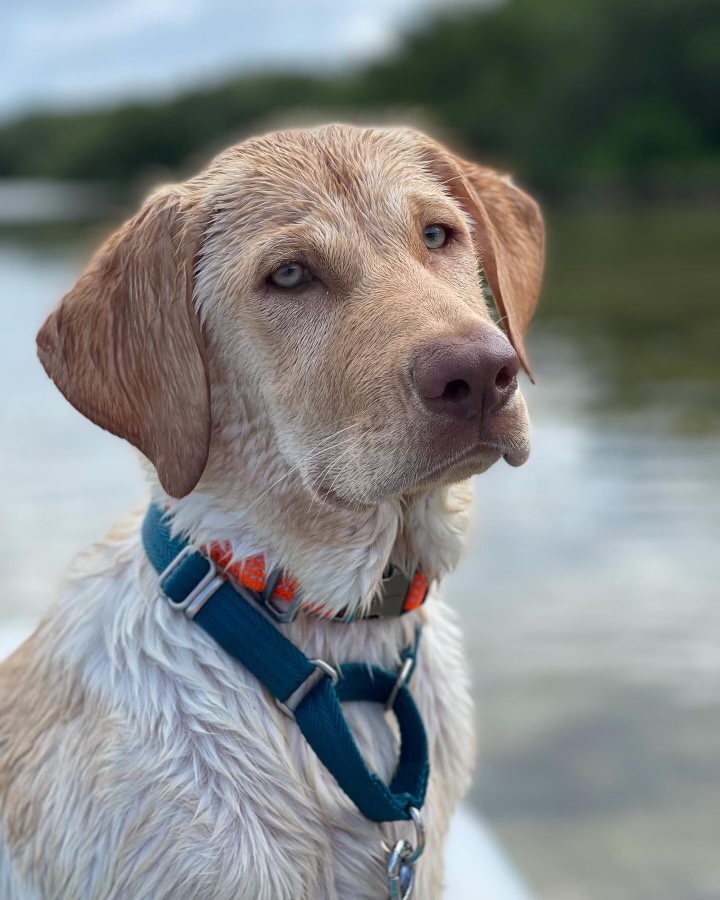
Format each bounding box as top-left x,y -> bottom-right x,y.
231,568 -> 303,625
157,547 -> 226,619
275,659 -> 339,719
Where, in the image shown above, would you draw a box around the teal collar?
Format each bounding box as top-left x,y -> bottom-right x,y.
141,502 -> 429,826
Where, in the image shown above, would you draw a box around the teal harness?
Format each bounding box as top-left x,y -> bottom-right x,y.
142,503 -> 430,828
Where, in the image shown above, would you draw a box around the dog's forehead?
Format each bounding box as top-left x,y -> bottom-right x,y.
206,127 -> 449,230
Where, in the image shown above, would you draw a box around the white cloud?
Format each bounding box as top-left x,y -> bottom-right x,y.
14,0 -> 201,48
0,0 -> 484,119
337,10 -> 401,61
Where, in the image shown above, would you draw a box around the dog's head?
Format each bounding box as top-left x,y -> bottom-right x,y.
37,125 -> 543,506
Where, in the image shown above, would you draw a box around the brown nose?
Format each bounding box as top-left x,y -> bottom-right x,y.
411,329 -> 520,421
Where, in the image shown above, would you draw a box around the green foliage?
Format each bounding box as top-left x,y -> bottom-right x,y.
0,0 -> 718,199
541,207 -> 720,428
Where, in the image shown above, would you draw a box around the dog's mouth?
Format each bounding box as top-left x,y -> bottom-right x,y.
407,435 -> 530,491
309,431 -> 529,509
301,388 -> 531,507
502,442 -> 531,468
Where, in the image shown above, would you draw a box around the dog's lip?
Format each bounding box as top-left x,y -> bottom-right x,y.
309,432 -> 529,506
408,440 -> 504,488
421,430 -> 530,481
310,443 -> 500,508
502,442 -> 530,468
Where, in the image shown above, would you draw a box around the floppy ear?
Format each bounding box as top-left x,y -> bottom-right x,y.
455,158 -> 544,378
414,135 -> 544,377
36,188 -> 211,498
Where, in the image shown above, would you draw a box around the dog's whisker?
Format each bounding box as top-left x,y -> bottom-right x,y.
304,444 -> 354,519
305,434 -> 359,495
307,438 -> 363,524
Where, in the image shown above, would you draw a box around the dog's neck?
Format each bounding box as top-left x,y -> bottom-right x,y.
152,396 -> 472,618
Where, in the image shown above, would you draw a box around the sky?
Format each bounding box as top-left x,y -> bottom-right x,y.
1,0 -> 481,120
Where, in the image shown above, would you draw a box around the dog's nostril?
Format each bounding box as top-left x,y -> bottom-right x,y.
442,379 -> 471,402
495,366 -> 515,392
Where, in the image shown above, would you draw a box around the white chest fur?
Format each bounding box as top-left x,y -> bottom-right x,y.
5,513 -> 475,900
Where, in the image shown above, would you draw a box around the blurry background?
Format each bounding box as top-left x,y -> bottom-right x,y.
1,1 -> 719,898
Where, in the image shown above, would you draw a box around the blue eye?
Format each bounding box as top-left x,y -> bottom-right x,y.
269,263 -> 310,288
423,224 -> 448,249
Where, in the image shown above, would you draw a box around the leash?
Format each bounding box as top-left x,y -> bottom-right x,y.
142,503 -> 429,898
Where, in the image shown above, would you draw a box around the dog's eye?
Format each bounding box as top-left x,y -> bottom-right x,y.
269,263 -> 310,289
423,224 -> 448,249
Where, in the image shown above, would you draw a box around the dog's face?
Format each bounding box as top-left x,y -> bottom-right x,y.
37,125 -> 544,505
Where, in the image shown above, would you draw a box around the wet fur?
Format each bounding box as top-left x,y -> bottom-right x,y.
0,125 -> 543,898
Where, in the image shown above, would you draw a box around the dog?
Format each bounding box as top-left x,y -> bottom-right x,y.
0,124 -> 543,899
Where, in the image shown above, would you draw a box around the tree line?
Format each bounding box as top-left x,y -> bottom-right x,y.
1,0 -> 717,203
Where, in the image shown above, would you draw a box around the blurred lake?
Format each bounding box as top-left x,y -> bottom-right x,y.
1,205 -> 718,900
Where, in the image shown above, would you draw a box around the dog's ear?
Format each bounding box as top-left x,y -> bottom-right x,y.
454,159 -> 544,378
416,138 -> 544,377
37,188 -> 211,498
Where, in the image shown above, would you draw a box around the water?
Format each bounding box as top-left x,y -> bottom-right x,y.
1,215 -> 719,900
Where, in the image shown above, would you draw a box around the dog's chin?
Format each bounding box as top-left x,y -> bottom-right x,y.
403,442 -> 526,496
309,439 -> 529,509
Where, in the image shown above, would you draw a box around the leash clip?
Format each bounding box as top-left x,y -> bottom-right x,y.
387,806 -> 425,899
158,547 -> 226,619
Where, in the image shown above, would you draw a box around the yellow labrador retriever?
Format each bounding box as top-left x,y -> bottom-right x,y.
0,125 -> 543,900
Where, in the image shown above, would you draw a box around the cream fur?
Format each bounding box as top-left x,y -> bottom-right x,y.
1,124 -> 544,899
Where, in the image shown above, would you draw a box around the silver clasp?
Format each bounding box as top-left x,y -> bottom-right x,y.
386,807 -> 425,899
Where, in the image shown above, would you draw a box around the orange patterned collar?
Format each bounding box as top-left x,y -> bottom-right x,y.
203,542 -> 429,623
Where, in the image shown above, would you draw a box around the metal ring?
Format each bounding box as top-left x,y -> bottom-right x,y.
385,655 -> 414,711
387,839 -> 415,900
403,806 -> 425,864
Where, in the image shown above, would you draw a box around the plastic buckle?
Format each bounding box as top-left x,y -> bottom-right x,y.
157,547 -> 226,619
374,564 -> 412,618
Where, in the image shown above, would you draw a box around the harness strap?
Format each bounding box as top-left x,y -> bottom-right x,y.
142,503 -> 429,823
